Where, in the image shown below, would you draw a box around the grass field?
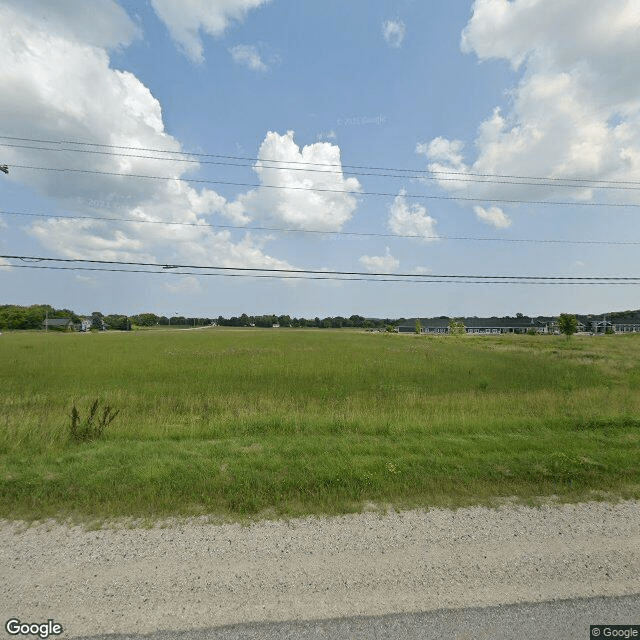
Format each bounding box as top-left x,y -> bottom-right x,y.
1,328 -> 639,525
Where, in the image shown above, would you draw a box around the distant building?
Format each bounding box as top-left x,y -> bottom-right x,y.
398,316 -> 557,335
397,314 -> 640,335
577,314 -> 640,333
43,318 -> 75,331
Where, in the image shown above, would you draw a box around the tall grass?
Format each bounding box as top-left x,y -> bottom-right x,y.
1,329 -> 639,524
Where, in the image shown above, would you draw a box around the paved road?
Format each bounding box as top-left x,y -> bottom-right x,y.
75,594 -> 640,640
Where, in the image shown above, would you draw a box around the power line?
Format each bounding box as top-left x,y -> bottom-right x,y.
6,263 -> 639,285
3,254 -> 639,282
2,134 -> 638,187
2,209 -> 639,246
2,140 -> 640,191
8,163 -> 640,209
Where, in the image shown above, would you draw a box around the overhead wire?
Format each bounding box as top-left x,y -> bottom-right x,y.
2,209 -> 639,246
3,135 -> 639,288
3,254 -> 639,284
7,263 -> 640,284
7,163 -> 640,209
1,134 -> 639,187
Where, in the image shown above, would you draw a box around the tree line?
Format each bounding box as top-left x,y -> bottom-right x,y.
0,305 -> 403,331
0,304 -> 80,330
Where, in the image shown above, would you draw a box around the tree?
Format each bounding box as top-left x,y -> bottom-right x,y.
415,318 -> 422,334
557,313 -> 578,339
448,318 -> 466,335
104,314 -> 130,330
91,311 -> 104,331
129,313 -> 158,327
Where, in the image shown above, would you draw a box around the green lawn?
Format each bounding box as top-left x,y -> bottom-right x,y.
1,328 -> 639,525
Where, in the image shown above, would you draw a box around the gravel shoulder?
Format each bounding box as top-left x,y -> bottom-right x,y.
2,500 -> 639,638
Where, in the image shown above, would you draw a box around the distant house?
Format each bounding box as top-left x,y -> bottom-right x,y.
43,317 -> 75,331
397,314 -> 640,335
578,315 -> 640,333
544,319 -> 586,334
397,316 -> 556,335
611,322 -> 640,333
79,318 -> 93,332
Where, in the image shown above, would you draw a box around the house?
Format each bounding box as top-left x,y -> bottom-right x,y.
43,317 -> 75,331
79,318 -> 93,332
611,322 -> 640,333
578,314 -> 640,333
542,318 -> 587,334
397,316 -> 557,335
397,314 -> 640,335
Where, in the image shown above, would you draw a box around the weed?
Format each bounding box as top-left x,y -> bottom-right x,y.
69,399 -> 119,443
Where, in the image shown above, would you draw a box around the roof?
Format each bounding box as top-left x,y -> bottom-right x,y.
43,318 -> 74,326
405,316 -> 556,329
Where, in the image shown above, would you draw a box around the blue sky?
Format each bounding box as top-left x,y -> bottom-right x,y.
1,0 -> 639,319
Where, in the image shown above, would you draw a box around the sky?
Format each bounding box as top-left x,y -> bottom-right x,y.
1,0 -> 640,319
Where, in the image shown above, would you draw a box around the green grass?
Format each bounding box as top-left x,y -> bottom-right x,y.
1,328 -> 639,525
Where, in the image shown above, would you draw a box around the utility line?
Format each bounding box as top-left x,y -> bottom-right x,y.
7,263 -> 640,285
3,254 -> 639,281
1,135 -> 638,187
2,140 -> 639,191
2,209 -> 639,246
7,163 -> 640,209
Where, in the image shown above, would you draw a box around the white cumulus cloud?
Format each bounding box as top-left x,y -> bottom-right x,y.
151,0 -> 269,63
388,190 -> 438,240
474,206 -> 511,229
359,247 -> 399,273
231,131 -> 361,231
418,0 -> 640,218
382,19 -> 405,48
0,2 -> 294,272
3,0 -> 140,50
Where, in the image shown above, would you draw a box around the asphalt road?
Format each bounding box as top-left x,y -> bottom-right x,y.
75,594 -> 640,640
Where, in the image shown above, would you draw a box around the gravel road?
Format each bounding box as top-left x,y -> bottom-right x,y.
1,499 -> 639,638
